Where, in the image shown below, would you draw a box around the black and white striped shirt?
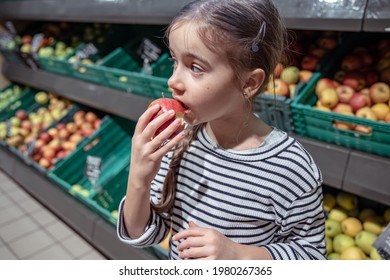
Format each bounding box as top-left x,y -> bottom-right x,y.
117,127 -> 326,260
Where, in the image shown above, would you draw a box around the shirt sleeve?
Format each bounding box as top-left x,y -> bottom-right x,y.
262,185 -> 326,260
116,153 -> 172,248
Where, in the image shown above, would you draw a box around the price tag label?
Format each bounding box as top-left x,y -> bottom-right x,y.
31,33 -> 44,53
0,32 -> 14,47
76,43 -> 98,59
5,119 -> 12,138
373,224 -> 390,260
137,38 -> 162,64
5,21 -> 17,36
84,155 -> 102,182
26,137 -> 36,157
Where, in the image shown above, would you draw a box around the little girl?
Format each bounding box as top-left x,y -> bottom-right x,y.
117,0 -> 326,260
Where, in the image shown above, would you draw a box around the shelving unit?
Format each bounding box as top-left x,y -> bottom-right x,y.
1,0 -> 390,260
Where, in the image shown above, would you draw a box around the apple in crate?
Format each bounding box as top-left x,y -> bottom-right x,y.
148,98 -> 186,139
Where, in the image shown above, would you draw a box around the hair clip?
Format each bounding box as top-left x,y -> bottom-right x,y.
251,21 -> 267,52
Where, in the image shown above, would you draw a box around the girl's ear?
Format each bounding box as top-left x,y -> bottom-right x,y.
243,68 -> 265,98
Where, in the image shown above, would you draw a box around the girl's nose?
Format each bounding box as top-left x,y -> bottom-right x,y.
167,68 -> 185,94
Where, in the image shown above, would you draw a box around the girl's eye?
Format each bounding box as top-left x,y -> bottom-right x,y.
191,64 -> 203,73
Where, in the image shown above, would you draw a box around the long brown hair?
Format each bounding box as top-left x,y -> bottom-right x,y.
151,0 -> 288,214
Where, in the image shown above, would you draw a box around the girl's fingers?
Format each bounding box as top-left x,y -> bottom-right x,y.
134,104 -> 161,135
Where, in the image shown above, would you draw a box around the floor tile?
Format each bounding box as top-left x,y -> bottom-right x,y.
30,208 -> 58,227
6,188 -> 31,203
8,229 -> 55,259
0,245 -> 18,260
0,195 -> 13,210
78,250 -> 107,260
61,235 -> 93,258
17,198 -> 44,214
27,244 -> 73,260
0,180 -> 18,192
0,204 -> 25,226
0,216 -> 40,242
45,221 -> 74,241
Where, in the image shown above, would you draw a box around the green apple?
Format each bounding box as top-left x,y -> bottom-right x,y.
34,91 -> 49,105
325,219 -> 342,238
328,207 -> 348,222
369,247 -> 383,260
336,191 -> 358,211
325,236 -> 333,255
333,234 -> 355,254
327,252 -> 341,260
355,230 -> 377,254
323,193 -> 336,212
280,66 -> 300,85
359,208 -> 377,222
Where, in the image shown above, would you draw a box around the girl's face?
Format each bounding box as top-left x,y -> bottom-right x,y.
168,22 -> 246,127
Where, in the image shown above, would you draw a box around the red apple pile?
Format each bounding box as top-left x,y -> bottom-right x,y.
3,92 -> 72,148
20,110 -> 102,170
313,78 -> 390,133
265,30 -> 340,98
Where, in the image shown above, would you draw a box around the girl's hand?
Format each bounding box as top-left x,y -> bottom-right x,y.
172,221 -> 241,260
129,103 -> 186,187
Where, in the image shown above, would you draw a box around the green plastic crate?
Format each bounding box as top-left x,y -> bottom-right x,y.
254,81 -> 307,133
87,164 -> 130,225
101,36 -> 172,98
64,25 -> 134,86
48,116 -> 136,195
291,73 -> 390,158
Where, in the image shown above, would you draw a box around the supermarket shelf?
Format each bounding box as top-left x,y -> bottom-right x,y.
294,135 -> 390,207
2,62 -> 153,120
0,0 -> 380,32
363,0 -> 390,32
0,145 -> 160,260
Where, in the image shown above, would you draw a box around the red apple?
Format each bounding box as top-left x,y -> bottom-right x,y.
56,123 -> 66,130
16,109 -> 29,121
267,78 -> 289,96
315,78 -> 338,97
356,107 -> 378,121
58,128 -> 70,140
336,85 -> 355,104
65,122 -> 78,133
317,36 -> 337,50
47,128 -> 58,138
369,82 -> 390,103
42,148 -> 56,160
39,158 -> 51,169
301,54 -> 318,71
39,132 -> 52,144
148,98 -> 186,139
332,103 -> 353,115
21,120 -> 32,131
342,71 -> 366,91
73,110 -> 85,121
299,70 -> 313,83
85,112 -> 98,123
69,133 -> 83,144
341,54 -> 362,71
349,93 -> 371,112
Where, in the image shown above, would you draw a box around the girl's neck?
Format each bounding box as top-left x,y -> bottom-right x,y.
205,114 -> 272,151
